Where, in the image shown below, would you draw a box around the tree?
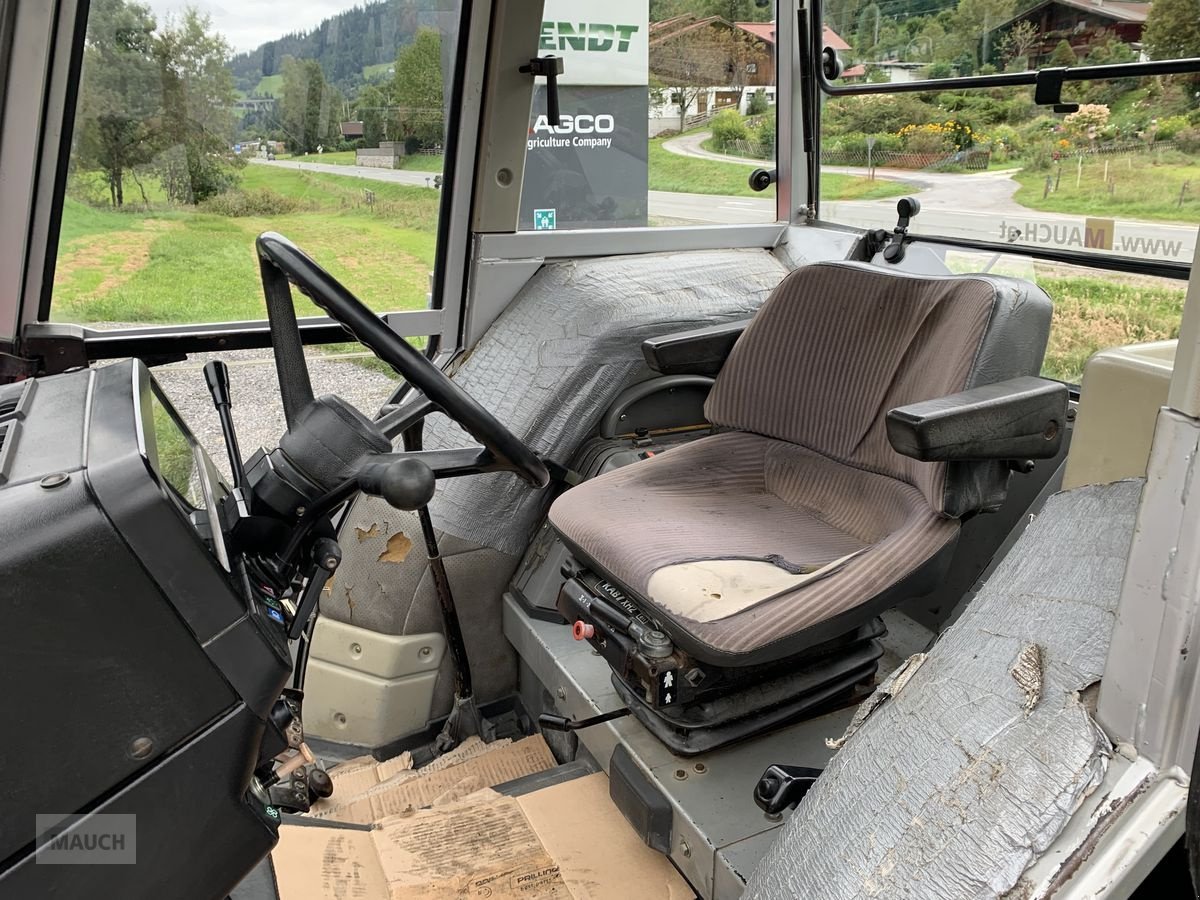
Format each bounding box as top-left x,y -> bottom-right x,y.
950,0 -> 1016,67
1143,0 -> 1200,61
701,0 -> 756,20
355,84 -> 389,146
74,0 -> 159,207
152,9 -> 241,203
1048,39 -> 1077,68
280,56 -> 342,153
998,20 -> 1038,68
391,28 -> 444,148
651,21 -> 747,130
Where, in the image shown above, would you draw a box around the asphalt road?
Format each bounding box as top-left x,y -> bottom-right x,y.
660,132 -> 1196,263
254,152 -> 1196,263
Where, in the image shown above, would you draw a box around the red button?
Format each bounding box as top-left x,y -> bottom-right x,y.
572,620 -> 595,640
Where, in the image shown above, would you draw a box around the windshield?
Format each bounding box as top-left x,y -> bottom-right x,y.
51,0 -> 462,353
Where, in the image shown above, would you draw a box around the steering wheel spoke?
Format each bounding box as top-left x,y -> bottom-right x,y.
256,232 -> 549,489
376,393 -> 442,440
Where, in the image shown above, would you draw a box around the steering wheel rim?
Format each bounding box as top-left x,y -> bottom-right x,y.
255,231 -> 549,489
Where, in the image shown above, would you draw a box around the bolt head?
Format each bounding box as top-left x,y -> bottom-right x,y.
128,737 -> 154,760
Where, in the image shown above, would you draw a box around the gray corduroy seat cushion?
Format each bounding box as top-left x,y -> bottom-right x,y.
548,261 -> 1053,660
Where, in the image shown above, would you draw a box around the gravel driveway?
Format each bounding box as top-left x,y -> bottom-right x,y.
150,346 -> 399,482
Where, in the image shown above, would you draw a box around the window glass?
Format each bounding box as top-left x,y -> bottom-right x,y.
935,247 -> 1186,384
818,0 -> 1198,381
54,0 -> 461,338
520,1 -> 779,231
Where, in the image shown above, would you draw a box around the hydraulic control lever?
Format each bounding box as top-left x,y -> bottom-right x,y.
753,764 -> 822,816
882,196 -> 921,265
203,360 -> 249,495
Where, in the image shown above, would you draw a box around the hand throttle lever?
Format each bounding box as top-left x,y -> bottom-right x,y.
203,360 -> 249,495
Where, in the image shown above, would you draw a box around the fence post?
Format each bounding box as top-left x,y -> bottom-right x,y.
1054,162 -> 1062,193
1181,181 -> 1191,209
1077,155 -> 1083,188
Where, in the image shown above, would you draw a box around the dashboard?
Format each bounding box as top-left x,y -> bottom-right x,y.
0,359 -> 291,898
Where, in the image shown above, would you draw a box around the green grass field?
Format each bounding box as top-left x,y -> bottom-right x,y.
1013,155 -> 1200,224
648,139 -> 908,201
54,168 -> 439,326
1038,267 -> 1185,382
250,74 -> 284,97
362,63 -> 394,81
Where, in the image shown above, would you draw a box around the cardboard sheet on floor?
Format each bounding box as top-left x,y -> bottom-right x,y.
275,791 -> 567,899
516,773 -> 694,899
317,737 -> 511,811
311,736 -> 554,825
272,773 -> 694,899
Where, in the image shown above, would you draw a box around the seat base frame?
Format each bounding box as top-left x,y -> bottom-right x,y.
611,641 -> 882,756
556,568 -> 888,755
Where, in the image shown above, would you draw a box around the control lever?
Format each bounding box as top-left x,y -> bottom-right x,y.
203,361 -> 250,502
753,764 -> 822,816
287,537 -> 340,641
538,708 -> 630,732
358,457 -> 437,510
882,197 -> 921,265
275,458 -> 433,573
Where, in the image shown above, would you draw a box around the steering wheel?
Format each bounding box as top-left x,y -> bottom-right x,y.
255,232 -> 549,489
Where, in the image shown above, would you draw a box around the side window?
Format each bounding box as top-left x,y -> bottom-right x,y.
55,0 -> 461,336
519,1 -> 779,232
818,0 -> 1198,382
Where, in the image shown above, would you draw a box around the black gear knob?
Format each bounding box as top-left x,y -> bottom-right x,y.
897,196 -> 921,219
203,360 -> 233,408
358,457 -> 437,510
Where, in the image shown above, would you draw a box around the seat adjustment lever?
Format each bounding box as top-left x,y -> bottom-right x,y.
754,764 -> 822,816
539,708 -> 630,732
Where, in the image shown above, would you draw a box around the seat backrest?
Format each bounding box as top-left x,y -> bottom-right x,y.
704,261 -> 1053,517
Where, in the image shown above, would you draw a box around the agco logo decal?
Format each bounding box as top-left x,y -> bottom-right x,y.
527,114 -> 617,150
530,114 -> 615,135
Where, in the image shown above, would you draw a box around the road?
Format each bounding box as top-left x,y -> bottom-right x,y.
251,156 -> 440,188
661,131 -> 1195,262
254,151 -> 1197,264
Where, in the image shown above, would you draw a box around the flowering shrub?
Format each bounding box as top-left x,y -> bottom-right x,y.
1063,104 -> 1110,135
983,124 -> 1022,162
896,119 -> 981,152
1154,115 -> 1191,142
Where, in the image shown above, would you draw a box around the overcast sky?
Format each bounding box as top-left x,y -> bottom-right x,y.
146,0 -> 351,53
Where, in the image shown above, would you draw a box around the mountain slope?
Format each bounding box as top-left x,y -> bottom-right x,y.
228,0 -> 446,95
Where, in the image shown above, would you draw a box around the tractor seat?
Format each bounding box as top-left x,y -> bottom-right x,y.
547,262 -> 1062,751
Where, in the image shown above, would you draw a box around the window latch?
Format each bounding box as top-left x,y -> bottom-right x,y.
1034,68 -> 1079,114
520,56 -> 565,126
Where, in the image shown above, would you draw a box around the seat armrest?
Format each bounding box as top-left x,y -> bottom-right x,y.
642,318 -> 753,376
887,376 -> 1067,462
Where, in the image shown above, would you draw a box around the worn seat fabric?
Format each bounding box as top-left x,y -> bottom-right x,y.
548,261 -> 1053,663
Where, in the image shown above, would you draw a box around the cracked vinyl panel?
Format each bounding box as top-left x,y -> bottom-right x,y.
325,249 -> 790,716
743,479 -> 1144,900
